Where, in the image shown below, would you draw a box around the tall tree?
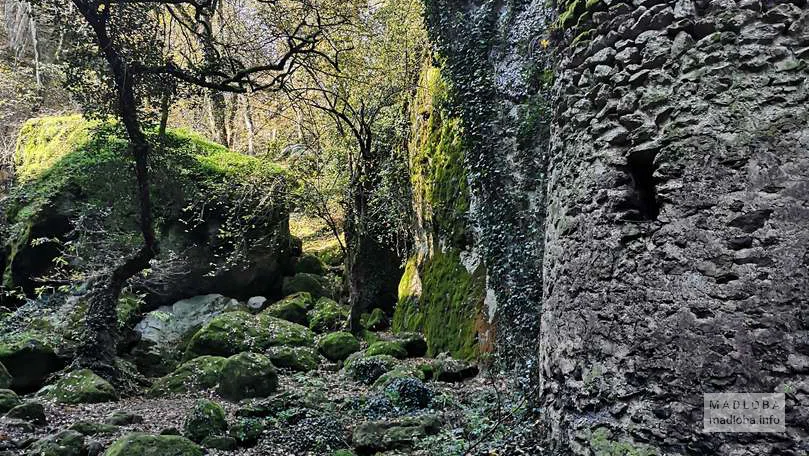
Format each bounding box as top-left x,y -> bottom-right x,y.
289,0 -> 426,332
49,0 -> 347,377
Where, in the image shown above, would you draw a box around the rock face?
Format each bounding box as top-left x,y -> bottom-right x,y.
420,0 -> 808,453
132,294 -> 243,376
539,2 -> 809,454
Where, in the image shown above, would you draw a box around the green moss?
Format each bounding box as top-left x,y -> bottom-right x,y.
46,369 -> 117,404
69,420 -> 119,436
317,331 -> 360,362
3,115 -> 285,294
184,311 -> 314,360
410,66 -> 471,249
393,251 -> 484,360
217,352 -> 278,401
366,341 -> 407,359
307,297 -> 349,333
106,433 -> 203,456
147,356 -> 227,397
589,428 -> 659,456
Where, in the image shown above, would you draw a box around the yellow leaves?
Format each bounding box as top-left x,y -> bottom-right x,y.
97,3 -> 106,13
540,38 -> 550,49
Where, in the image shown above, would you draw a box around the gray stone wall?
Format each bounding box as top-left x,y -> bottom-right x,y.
542,1 -> 809,454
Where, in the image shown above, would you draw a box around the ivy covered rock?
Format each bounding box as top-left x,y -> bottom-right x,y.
267,346 -> 320,372
365,341 -> 407,359
1,115 -> 291,308
382,377 -> 433,410
295,255 -> 326,275
282,273 -> 332,299
184,311 -> 314,359
344,354 -> 397,386
26,430 -> 86,456
372,366 -> 426,389
317,332 -> 360,362
132,294 -> 243,377
105,433 -> 203,456
0,388 -> 21,413
45,369 -> 117,404
262,293 -> 311,325
217,352 -> 278,401
147,356 -> 226,397
0,337 -> 63,393
183,399 -> 227,443
308,298 -> 349,333
0,361 -> 10,389
229,418 -> 264,447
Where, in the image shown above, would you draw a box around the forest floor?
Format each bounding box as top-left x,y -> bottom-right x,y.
0,350 -> 541,455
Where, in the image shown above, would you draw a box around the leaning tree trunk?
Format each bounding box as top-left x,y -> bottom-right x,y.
72,0 -> 157,378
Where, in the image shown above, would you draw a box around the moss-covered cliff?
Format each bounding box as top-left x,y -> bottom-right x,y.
392,65 -> 487,360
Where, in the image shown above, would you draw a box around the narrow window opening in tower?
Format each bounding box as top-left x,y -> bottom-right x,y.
627,149 -> 660,220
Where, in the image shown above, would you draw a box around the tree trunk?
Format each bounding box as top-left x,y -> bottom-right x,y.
72,1 -> 157,378
346,159 -> 401,334
208,91 -> 228,145
242,95 -> 255,155
158,89 -> 170,140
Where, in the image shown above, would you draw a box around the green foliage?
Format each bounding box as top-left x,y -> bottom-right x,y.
393,251 -> 484,360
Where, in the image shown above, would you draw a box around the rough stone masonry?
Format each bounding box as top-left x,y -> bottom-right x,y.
541,0 -> 809,454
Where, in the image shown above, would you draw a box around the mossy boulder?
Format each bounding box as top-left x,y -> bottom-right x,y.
183,399 -> 227,443
26,430 -> 86,456
262,293 -> 311,325
366,341 -> 407,359
69,420 -> 119,436
145,355 -> 224,397
344,354 -> 397,386
217,352 -> 278,401
282,273 -> 332,299
0,388 -> 21,413
267,346 -> 320,372
295,255 -> 326,275
184,311 -> 314,359
132,294 -> 243,377
308,298 -> 349,333
201,436 -> 237,450
3,116 -> 290,306
372,366 -> 426,389
5,401 -> 46,424
45,369 -> 117,404
0,361 -> 10,389
105,433 -> 203,456
0,337 -> 63,393
361,308 -> 389,331
317,332 -> 360,362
